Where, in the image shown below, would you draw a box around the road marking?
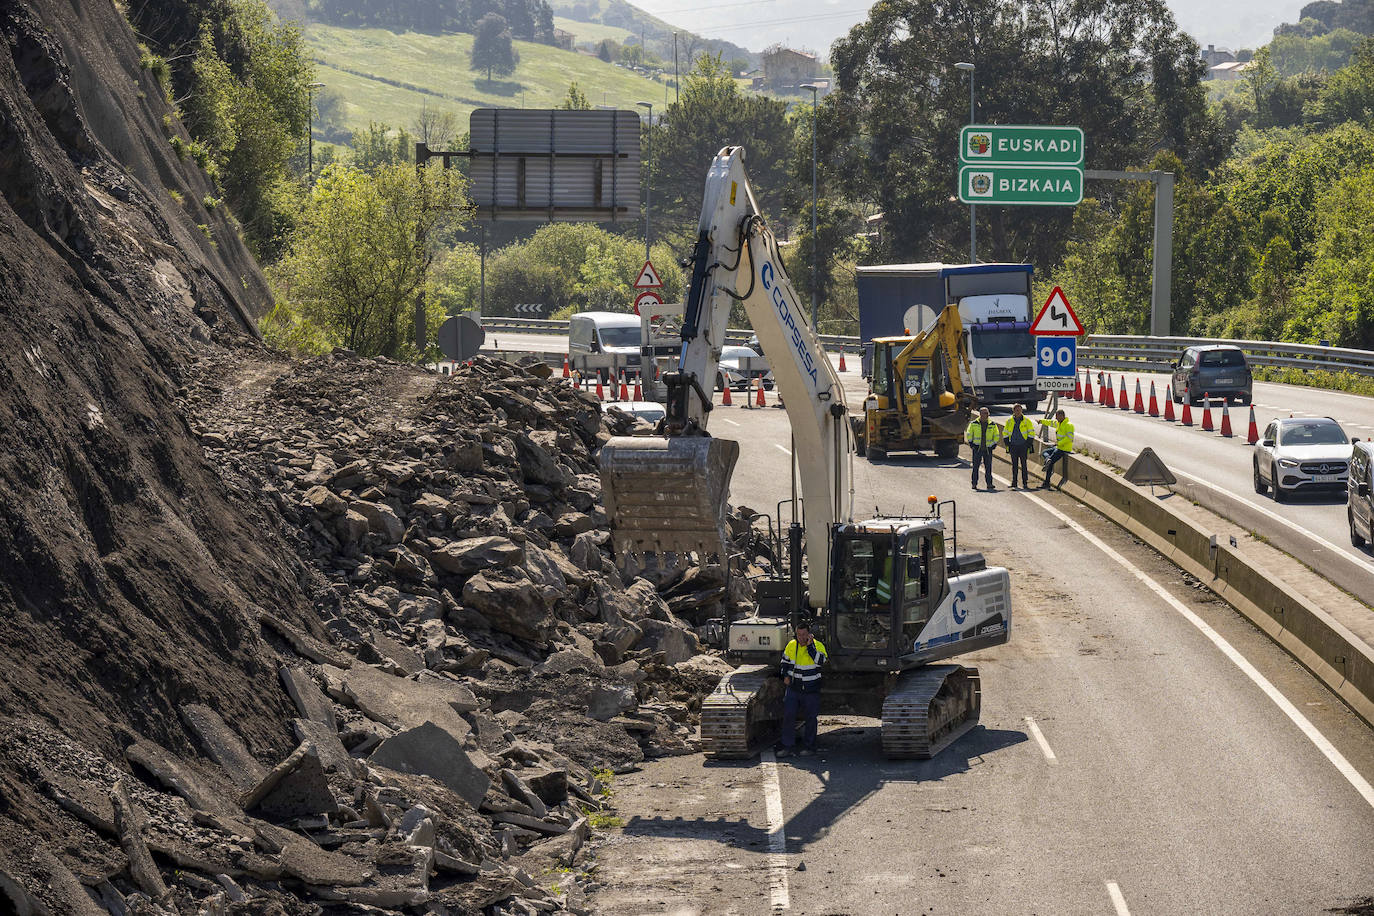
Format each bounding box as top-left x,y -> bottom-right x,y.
720,417 -> 741,426
774,444 -> 792,456
1106,882 -> 1131,915
758,749 -> 790,911
1020,488 -> 1374,811
1024,716 -> 1057,762
1075,431 -> 1374,572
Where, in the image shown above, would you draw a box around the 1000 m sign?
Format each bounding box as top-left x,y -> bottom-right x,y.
959,165 -> 1083,206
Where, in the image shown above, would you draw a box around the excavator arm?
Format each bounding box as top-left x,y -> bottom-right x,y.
599,147 -> 853,606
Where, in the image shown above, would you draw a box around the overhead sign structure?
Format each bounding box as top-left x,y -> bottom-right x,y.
633,289 -> 662,315
961,125 -> 1085,166
959,165 -> 1084,206
1029,287 -> 1085,336
634,260 -> 663,289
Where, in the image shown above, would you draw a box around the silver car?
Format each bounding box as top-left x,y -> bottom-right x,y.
1253,416 -> 1350,502
716,345 -> 774,391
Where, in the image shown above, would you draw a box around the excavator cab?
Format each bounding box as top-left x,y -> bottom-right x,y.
825,523 -> 948,660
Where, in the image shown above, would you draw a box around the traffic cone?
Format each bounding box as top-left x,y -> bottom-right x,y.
562,356 -> 571,379
1119,376 -> 1130,411
1083,371 -> 1095,404
1220,400 -> 1234,437
633,374 -> 643,400
1133,378 -> 1145,414
1246,406 -> 1259,445
1148,381 -> 1160,417
595,375 -> 604,401
1072,373 -> 1082,401
755,375 -> 767,408
838,352 -> 848,372
1180,399 -> 1193,426
721,381 -> 732,406
618,373 -> 630,401
1201,394 -> 1214,431
1163,392 -> 1176,422
1101,373 -> 1115,408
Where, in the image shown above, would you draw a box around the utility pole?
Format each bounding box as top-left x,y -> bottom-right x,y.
307,81 -> 323,180
801,84 -> 820,331
673,33 -> 680,106
954,62 -> 976,262
637,101 -> 653,262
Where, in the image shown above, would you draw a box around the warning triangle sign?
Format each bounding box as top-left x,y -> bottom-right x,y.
634,260 -> 663,289
1124,447 -> 1177,487
1030,286 -> 1085,336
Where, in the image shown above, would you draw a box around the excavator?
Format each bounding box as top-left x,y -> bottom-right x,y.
598,147 -> 1012,759
856,316 -> 978,461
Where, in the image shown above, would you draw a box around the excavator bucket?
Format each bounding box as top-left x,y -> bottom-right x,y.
598,435 -> 741,560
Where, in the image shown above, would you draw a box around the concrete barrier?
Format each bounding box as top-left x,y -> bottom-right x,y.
991,446 -> 1374,726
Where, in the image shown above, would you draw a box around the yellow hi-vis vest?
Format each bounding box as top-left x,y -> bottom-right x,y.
1040,417 -> 1075,452
875,554 -> 893,603
965,418 -> 1001,448
1004,415 -> 1035,446
781,638 -> 828,692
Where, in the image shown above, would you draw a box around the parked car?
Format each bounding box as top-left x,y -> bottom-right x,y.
568,312 -> 641,382
1349,440 -> 1374,547
1169,345 -> 1252,405
745,335 -> 765,356
608,401 -> 666,424
1253,416 -> 1350,502
716,345 -> 774,391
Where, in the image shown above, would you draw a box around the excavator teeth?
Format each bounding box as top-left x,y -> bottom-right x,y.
700,665 -> 784,759
880,665 -> 981,759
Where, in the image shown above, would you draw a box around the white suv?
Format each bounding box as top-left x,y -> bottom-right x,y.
1253,417 -> 1351,502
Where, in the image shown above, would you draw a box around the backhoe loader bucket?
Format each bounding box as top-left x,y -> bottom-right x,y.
598,435 -> 741,560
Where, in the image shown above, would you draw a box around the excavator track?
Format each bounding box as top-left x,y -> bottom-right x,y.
880,665 -> 980,759
700,665 -> 784,759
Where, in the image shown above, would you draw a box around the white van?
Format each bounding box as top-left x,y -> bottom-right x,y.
568,312 -> 642,381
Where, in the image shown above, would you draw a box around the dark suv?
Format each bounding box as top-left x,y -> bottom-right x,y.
1169,345 -> 1252,405
1350,440 -> 1374,548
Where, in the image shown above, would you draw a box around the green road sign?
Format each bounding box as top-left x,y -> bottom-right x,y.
959,165 -> 1083,206
961,125 -> 1084,166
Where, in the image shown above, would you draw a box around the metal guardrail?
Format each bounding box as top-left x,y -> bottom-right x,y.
477,319 -> 1374,376
1078,335 -> 1374,378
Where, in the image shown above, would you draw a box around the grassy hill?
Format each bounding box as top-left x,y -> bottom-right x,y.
306,24 -> 670,140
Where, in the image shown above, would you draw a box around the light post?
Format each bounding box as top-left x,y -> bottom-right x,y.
800,83 -> 821,332
637,101 -> 653,262
307,81 -> 324,180
954,61 -> 975,262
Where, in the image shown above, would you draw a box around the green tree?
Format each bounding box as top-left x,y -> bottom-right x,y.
1311,37 -> 1374,125
471,13 -> 519,84
559,81 -> 592,110
350,123 -> 415,173
1288,167 -> 1374,346
270,163 -> 466,358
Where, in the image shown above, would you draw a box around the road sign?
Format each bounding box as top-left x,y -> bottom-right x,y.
1036,337 -> 1076,378
513,303 -> 545,316
437,314 -> 484,361
1030,287 -> 1084,336
634,260 -> 662,289
959,165 -> 1083,206
1036,377 -> 1075,391
961,125 -> 1084,166
633,289 -> 662,315
1124,447 -> 1177,487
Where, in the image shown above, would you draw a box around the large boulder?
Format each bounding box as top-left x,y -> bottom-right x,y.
430,536 -> 524,576
514,433 -> 566,488
370,723 -> 490,809
461,571 -> 554,642
635,618 -> 701,665
352,500 -> 405,543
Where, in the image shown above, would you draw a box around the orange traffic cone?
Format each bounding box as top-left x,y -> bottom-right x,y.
838,352 -> 848,372
755,375 -> 767,408
1119,376 -> 1130,411
562,356 -> 571,379
1148,380 -> 1160,417
1101,373 -> 1115,408
721,381 -> 733,406
1180,399 -> 1192,426
1246,406 -> 1259,444
1083,371 -> 1095,404
618,373 -> 630,401
594,375 -> 604,400
1201,394 -> 1214,431
1163,392 -> 1176,422
1132,378 -> 1145,413
633,374 -> 643,400
1072,373 -> 1082,400
1220,400 -> 1234,437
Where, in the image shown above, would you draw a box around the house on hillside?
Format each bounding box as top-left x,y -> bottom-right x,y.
762,44 -> 819,91
553,28 -> 575,51
1201,44 -> 1236,68
1208,60 -> 1251,80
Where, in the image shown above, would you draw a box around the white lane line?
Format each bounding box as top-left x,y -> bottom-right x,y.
1024,716 -> 1057,762
774,444 -> 792,456
1075,431 -> 1374,571
1106,882 -> 1131,916
719,417 -> 741,426
758,749 -> 790,911
1020,488 -> 1374,811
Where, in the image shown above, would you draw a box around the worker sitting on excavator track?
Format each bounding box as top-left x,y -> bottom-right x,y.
777,622 -> 827,758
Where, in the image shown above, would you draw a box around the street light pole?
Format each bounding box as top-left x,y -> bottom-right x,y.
801,83 -> 821,332
637,101 -> 653,262
307,81 -> 324,180
954,62 -> 975,262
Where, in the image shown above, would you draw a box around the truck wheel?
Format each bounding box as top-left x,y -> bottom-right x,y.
1351,508 -> 1366,548
935,439 -> 959,460
1023,400 -> 1038,411
868,446 -> 887,462
851,418 -> 868,457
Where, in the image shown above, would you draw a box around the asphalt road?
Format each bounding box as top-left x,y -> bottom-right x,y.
594,402 -> 1374,915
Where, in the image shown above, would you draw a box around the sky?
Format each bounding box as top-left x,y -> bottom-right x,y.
633,0 -> 1302,59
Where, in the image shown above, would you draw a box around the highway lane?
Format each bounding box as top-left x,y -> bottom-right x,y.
596,402 -> 1374,915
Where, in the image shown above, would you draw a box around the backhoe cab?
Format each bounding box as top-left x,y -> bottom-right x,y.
856,305 -> 977,461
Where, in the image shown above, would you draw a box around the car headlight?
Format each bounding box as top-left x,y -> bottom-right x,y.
1277,458 -> 1299,468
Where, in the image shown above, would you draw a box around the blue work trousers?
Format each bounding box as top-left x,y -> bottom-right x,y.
970,446 -> 994,488
780,687 -> 820,749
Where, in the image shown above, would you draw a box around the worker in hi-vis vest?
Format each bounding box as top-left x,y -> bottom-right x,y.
1039,408 -> 1075,489
777,622 -> 827,758
965,406 -> 1001,491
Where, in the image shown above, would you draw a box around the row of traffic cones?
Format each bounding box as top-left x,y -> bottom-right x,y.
1074,369 -> 1258,443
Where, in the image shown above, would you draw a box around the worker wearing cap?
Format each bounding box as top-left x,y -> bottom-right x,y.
1039,408 -> 1075,488
1003,403 -> 1036,489
777,622 -> 827,758
965,406 -> 1001,490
